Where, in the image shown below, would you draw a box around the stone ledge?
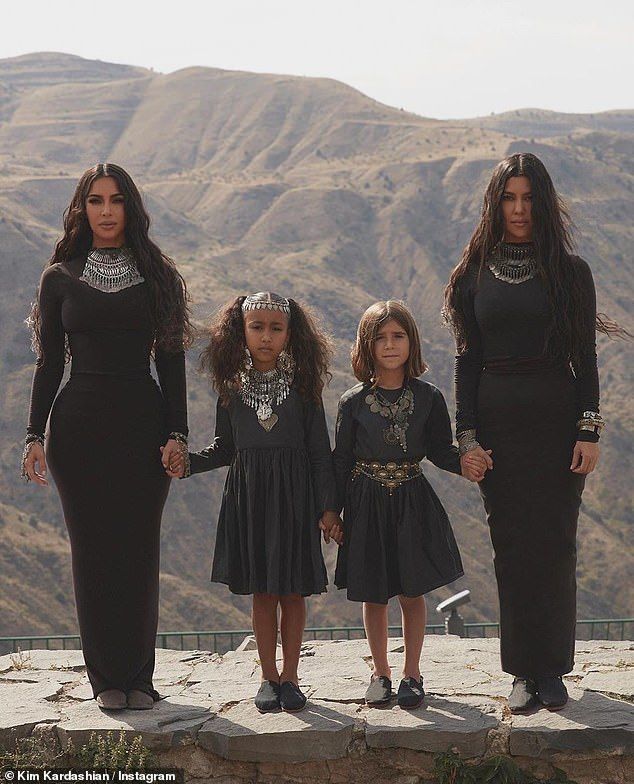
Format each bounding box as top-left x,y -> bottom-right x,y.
0,637 -> 632,783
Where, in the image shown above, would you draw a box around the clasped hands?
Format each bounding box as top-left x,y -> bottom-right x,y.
460,446 -> 493,482
160,439 -> 186,478
319,510 -> 343,546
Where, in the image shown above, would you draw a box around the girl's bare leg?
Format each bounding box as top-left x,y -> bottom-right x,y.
252,593 -> 280,682
398,594 -> 426,680
279,593 -> 306,685
363,601 -> 391,678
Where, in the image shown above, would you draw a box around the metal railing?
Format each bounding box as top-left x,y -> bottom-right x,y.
1,618 -> 631,655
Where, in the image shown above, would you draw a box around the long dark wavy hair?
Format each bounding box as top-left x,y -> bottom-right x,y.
200,294 -> 333,406
443,153 -> 625,361
28,163 -> 194,359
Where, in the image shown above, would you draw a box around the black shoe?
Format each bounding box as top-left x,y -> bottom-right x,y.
536,676 -> 568,710
397,677 -> 425,709
365,675 -> 392,706
254,680 -> 280,713
279,681 -> 307,712
508,678 -> 537,714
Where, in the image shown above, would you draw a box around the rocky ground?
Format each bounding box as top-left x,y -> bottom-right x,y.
0,635 -> 632,783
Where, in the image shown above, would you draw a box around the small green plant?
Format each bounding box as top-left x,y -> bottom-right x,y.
433,750 -> 578,784
0,734 -> 67,768
76,731 -> 155,770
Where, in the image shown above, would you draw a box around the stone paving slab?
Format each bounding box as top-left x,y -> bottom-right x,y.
510,687 -> 634,757
197,700 -> 357,762
364,695 -> 501,758
0,681 -> 63,746
56,695 -> 214,751
0,637 -> 632,778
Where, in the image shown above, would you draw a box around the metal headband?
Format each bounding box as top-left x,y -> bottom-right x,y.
241,292 -> 290,315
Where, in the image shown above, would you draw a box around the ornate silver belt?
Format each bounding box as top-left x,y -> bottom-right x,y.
352,460 -> 421,495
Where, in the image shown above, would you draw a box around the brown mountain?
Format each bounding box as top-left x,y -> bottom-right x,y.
0,52 -> 632,642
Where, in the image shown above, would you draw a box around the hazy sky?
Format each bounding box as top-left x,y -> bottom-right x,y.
3,0 -> 632,119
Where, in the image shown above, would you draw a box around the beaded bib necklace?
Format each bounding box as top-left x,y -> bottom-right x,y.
80,247 -> 145,292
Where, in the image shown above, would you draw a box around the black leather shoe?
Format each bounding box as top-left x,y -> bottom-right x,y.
397,677 -> 425,709
536,676 -> 568,710
254,680 -> 280,712
365,675 -> 392,706
508,678 -> 537,714
279,681 -> 307,712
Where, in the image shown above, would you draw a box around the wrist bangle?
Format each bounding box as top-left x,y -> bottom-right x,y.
168,431 -> 188,445
21,435 -> 44,482
457,429 -> 480,456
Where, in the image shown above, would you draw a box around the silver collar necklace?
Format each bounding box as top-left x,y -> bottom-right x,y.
80,247 -> 145,293
487,241 -> 537,284
239,366 -> 293,432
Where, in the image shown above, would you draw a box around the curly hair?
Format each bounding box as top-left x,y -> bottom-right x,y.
443,153 -> 625,360
200,294 -> 333,405
351,300 -> 427,384
28,163 -> 194,360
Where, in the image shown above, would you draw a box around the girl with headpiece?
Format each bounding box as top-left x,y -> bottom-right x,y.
169,292 -> 341,713
444,152 -> 625,713
332,300 -> 479,709
22,163 -> 193,711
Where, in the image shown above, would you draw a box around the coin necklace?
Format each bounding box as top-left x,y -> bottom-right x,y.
239,365 -> 293,432
487,241 -> 537,284
365,384 -> 414,452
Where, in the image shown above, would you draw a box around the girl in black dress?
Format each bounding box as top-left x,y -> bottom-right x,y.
172,292 -> 340,713
443,153 -> 621,713
22,163 -> 192,711
332,301 -> 475,709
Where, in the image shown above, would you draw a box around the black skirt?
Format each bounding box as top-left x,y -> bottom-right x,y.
211,447 -> 328,596
47,373 -> 170,699
334,469 -> 464,604
477,366 -> 585,678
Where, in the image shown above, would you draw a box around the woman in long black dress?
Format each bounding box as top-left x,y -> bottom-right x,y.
22,163 -> 192,711
443,153 -> 620,713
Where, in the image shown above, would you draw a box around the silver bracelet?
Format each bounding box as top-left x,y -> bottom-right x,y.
457,429 -> 480,456
21,435 -> 45,482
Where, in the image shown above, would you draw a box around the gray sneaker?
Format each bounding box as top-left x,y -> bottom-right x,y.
508,678 -> 537,714
365,675 -> 392,706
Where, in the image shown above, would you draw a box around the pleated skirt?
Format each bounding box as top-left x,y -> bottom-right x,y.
47,373 -> 170,699
211,447 -> 328,596
477,366 -> 585,677
334,469 -> 464,604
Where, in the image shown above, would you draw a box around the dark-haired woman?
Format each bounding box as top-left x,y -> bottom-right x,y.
444,153 -> 620,713
22,164 -> 193,711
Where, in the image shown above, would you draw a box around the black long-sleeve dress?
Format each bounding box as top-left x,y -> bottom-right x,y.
187,388 -> 336,596
27,258 -> 187,699
333,378 -> 464,604
454,253 -> 599,678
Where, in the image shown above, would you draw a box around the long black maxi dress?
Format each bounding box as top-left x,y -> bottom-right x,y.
26,257 -> 187,699
187,388 -> 336,597
333,378 -> 464,604
454,250 -> 599,678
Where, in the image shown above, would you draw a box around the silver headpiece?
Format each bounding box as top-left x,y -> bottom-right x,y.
242,292 -> 290,315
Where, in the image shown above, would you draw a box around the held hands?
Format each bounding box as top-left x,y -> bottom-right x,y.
460,446 -> 493,483
22,441 -> 49,486
319,510 -> 343,545
161,439 -> 186,478
570,440 -> 600,474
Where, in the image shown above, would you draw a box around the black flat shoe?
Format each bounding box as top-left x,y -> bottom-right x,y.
365,675 -> 392,706
508,678 -> 537,714
279,681 -> 307,712
536,676 -> 568,710
254,680 -> 280,713
397,677 -> 425,709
